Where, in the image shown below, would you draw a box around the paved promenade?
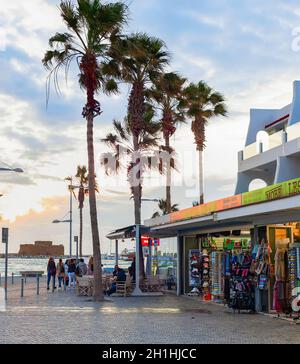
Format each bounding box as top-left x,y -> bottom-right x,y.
0,277 -> 300,344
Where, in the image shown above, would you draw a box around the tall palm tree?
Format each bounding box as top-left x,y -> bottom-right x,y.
152,198 -> 179,218
183,81 -> 227,205
75,165 -> 89,258
146,72 -> 186,213
102,114 -> 161,275
103,33 -> 169,275
42,0 -> 128,301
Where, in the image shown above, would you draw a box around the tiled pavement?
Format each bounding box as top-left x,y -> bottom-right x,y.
0,277 -> 300,344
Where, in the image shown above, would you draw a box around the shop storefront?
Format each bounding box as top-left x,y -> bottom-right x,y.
145,177 -> 300,317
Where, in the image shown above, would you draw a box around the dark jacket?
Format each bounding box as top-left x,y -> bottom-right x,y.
47,261 -> 56,276
116,269 -> 126,282
68,263 -> 76,273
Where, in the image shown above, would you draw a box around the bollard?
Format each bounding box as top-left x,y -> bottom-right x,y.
0,273 -> 1,286
64,276 -> 67,291
36,275 -> 40,296
11,272 -> 14,285
52,276 -> 54,293
21,278 -> 24,298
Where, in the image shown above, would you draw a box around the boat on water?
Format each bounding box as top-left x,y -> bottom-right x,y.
102,253 -> 116,260
119,248 -> 135,261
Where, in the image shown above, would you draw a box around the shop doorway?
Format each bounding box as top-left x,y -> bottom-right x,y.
267,225 -> 293,312
183,236 -> 199,294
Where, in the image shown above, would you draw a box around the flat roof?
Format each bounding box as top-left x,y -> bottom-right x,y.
148,195 -> 300,238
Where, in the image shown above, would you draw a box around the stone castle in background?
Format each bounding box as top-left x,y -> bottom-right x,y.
18,241 -> 64,257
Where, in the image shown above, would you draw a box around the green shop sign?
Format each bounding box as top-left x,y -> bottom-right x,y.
242,177 -> 300,206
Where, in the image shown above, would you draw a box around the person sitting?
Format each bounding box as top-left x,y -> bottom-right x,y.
113,265 -> 119,277
105,267 -> 126,296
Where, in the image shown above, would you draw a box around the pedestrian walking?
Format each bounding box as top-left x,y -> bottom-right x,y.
47,257 -> 56,290
68,259 -> 77,288
56,258 -> 65,288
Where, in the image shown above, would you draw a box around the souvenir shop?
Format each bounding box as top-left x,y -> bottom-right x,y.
183,222 -> 300,317
252,223 -> 300,318
184,230 -> 256,312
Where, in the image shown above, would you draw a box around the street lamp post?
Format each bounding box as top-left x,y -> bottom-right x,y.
52,177 -> 85,258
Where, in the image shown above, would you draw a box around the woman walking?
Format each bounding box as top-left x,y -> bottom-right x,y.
47,257 -> 56,291
68,259 -> 77,288
56,258 -> 65,289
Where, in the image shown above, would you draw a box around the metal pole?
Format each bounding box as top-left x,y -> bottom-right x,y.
2,228 -> 8,301
115,239 -> 119,266
148,238 -> 152,276
21,278 -> 24,297
11,272 -> 14,285
69,180 -> 73,258
74,236 -> 78,261
36,275 -> 40,295
0,273 -> 1,286
176,235 -> 182,296
132,224 -> 143,296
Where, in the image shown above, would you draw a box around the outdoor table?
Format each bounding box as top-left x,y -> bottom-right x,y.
19,271 -> 44,283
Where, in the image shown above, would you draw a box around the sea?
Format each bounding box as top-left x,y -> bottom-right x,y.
0,257 -> 132,277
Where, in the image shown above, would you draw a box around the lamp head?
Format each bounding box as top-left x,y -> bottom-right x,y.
52,220 -> 60,224
13,168 -> 24,173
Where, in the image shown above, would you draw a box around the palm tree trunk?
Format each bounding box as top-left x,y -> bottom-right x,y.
79,206 -> 83,258
87,114 -> 103,301
129,81 -> 145,280
165,135 -> 172,214
198,149 -> 204,205
132,135 -> 145,279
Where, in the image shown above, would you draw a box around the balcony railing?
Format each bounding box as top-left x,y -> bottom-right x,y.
242,123 -> 300,160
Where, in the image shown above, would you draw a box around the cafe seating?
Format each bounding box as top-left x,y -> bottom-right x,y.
76,276 -> 92,296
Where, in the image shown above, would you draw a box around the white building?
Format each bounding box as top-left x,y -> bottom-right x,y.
235,80 -> 300,194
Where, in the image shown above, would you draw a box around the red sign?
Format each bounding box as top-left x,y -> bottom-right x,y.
141,236 -> 160,247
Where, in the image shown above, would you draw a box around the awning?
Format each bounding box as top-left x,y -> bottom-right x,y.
106,225 -> 151,240
146,195 -> 300,238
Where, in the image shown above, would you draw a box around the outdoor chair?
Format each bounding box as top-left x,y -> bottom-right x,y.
115,275 -> 132,297
76,277 -> 91,296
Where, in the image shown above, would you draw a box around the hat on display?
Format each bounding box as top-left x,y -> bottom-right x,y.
191,260 -> 198,265
202,281 -> 209,288
190,287 -> 200,294
202,249 -> 209,256
192,268 -> 198,273
203,263 -> 209,269
203,269 -> 208,275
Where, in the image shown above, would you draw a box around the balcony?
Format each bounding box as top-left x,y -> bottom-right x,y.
242,123 -> 300,160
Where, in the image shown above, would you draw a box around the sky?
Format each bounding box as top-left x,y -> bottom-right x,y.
1,0 -> 300,253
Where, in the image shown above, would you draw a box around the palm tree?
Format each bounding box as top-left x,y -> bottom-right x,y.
102,114 -> 161,275
146,72 -> 186,213
42,0 -> 128,301
103,33 -> 169,275
183,81 -> 227,205
75,165 -> 89,258
152,198 -> 179,218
